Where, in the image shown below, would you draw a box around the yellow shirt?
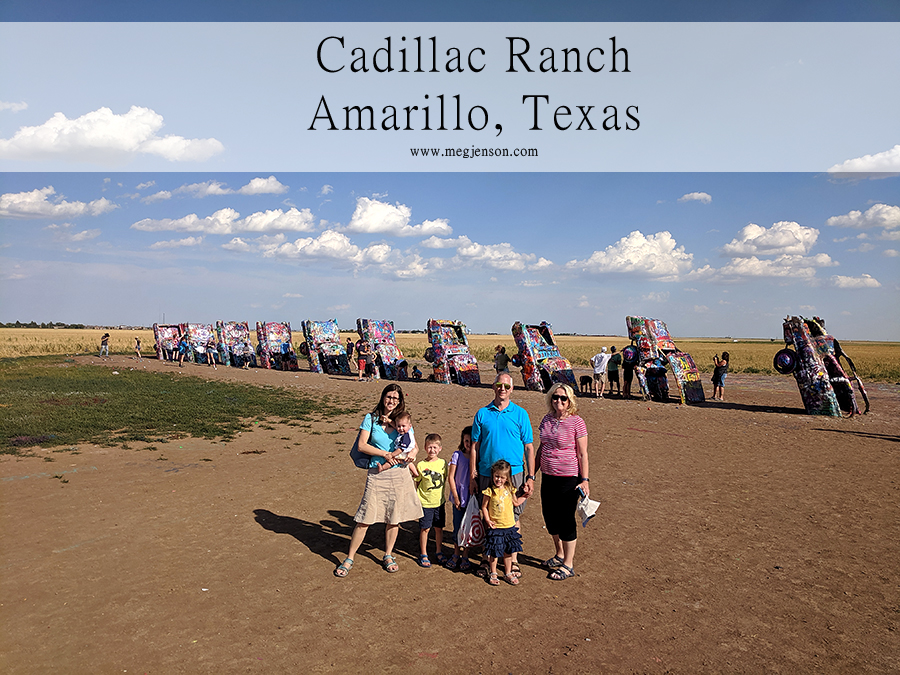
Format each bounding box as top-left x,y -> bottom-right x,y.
415,458 -> 447,508
482,486 -> 516,529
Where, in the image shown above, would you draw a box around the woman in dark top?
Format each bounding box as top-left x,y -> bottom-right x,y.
712,351 -> 729,401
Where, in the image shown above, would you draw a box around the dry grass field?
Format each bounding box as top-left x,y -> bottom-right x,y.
1,328 -> 897,382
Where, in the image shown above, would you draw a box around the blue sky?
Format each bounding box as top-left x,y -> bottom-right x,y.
1,172 -> 897,339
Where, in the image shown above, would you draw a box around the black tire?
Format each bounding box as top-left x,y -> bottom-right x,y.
298,341 -> 309,356
773,348 -> 797,375
424,347 -> 435,363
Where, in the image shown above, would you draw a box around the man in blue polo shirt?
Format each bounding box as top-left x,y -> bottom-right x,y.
470,372 -> 535,577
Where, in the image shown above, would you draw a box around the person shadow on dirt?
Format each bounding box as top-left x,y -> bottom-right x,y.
253,509 -> 420,566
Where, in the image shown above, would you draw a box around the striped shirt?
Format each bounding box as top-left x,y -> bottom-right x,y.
538,413 -> 588,477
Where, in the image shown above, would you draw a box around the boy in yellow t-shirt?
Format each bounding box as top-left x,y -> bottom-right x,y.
410,433 -> 447,567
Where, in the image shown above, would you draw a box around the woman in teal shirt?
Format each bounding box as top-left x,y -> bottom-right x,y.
335,384 -> 423,577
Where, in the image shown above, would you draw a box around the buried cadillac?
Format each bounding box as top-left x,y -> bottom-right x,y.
510,321 -> 576,393
356,318 -> 408,380
424,318 -> 481,386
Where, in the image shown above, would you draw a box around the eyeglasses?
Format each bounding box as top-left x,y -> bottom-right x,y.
493,383 -> 512,390
384,395 -> 400,401
551,394 -> 569,402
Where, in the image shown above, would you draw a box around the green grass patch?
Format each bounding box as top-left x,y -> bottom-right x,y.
0,356 -> 358,455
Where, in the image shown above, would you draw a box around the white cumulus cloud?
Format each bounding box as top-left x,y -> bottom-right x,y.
238,176 -> 288,195
690,253 -> 837,282
678,192 -> 712,204
566,230 -> 693,281
825,203 -> 900,241
142,190 -> 172,204
455,239 -> 548,272
150,236 -> 204,249
45,223 -> 101,242
884,249 -> 899,257
830,273 -> 881,288
722,221 -> 819,257
346,197 -> 452,237
131,206 -> 315,234
828,144 -> 900,173
0,186 -> 115,219
0,106 -> 223,163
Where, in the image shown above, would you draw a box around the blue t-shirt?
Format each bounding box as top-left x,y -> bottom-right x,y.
360,413 -> 399,468
471,400 -> 533,476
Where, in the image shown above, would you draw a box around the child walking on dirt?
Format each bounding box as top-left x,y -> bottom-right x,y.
481,460 -> 526,586
445,426 -> 474,571
409,433 -> 447,568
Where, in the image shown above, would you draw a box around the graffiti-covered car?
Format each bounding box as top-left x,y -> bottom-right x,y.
424,319 -> 481,386
774,316 -> 868,417
301,319 -> 352,375
153,323 -> 181,360
624,316 -> 704,404
183,323 -> 220,364
216,320 -> 256,368
510,321 -> 576,393
357,318 -> 408,380
256,321 -> 299,371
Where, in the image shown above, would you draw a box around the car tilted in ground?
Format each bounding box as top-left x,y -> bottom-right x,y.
216,320 -> 256,368
624,316 -> 705,404
183,322 -> 220,364
357,318 -> 408,380
152,323 -> 181,360
774,315 -> 868,417
424,319 -> 481,386
255,321 -> 299,371
301,319 -> 351,375
510,321 -> 576,393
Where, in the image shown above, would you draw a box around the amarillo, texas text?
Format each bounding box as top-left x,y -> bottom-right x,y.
308,36 -> 639,135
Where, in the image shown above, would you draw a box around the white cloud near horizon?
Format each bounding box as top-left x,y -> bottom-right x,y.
0,106 -> 224,163
830,273 -> 881,288
150,236 -> 204,249
168,176 -> 289,199
0,186 -> 115,219
828,144 -> 900,173
131,206 -> 316,234
346,197 -> 452,237
690,253 -> 837,282
678,191 -> 712,204
45,222 -> 101,242
566,230 -> 693,281
722,221 -> 819,257
825,203 -> 900,241
0,100 -> 28,113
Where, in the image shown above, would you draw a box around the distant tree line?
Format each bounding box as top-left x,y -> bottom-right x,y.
1,321 -> 86,329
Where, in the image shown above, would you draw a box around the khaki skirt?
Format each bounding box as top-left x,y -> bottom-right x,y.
354,466 -> 424,525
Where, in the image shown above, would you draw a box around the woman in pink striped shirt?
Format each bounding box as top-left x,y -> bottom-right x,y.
536,382 -> 589,581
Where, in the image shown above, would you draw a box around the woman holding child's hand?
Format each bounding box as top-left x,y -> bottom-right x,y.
334,384 -> 423,578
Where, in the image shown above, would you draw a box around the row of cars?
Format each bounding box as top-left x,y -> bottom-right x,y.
153,314 -> 868,417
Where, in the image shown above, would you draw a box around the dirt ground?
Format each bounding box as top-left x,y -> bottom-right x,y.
1,355 -> 898,674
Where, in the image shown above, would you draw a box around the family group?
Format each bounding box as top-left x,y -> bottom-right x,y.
334,372 -> 590,586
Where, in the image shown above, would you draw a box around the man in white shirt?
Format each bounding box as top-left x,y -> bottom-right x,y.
589,346 -> 613,398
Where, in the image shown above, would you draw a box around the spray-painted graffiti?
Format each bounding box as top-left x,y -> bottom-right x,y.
774,316 -> 868,417
424,319 -> 481,386
301,319 -> 352,375
152,323 -> 182,360
624,316 -> 705,404
256,321 -> 299,371
510,321 -> 576,393
357,319 -> 408,380
216,321 -> 256,368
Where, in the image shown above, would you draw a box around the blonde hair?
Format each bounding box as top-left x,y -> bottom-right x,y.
545,382 -> 578,415
489,460 -> 514,493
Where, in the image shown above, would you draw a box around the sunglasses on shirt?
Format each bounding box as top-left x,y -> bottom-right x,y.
551,394 -> 569,402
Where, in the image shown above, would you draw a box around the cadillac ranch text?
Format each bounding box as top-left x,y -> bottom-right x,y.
309,35 -> 639,136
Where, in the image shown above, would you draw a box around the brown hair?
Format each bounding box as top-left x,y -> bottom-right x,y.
424,433 -> 442,446
372,383 -> 405,423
